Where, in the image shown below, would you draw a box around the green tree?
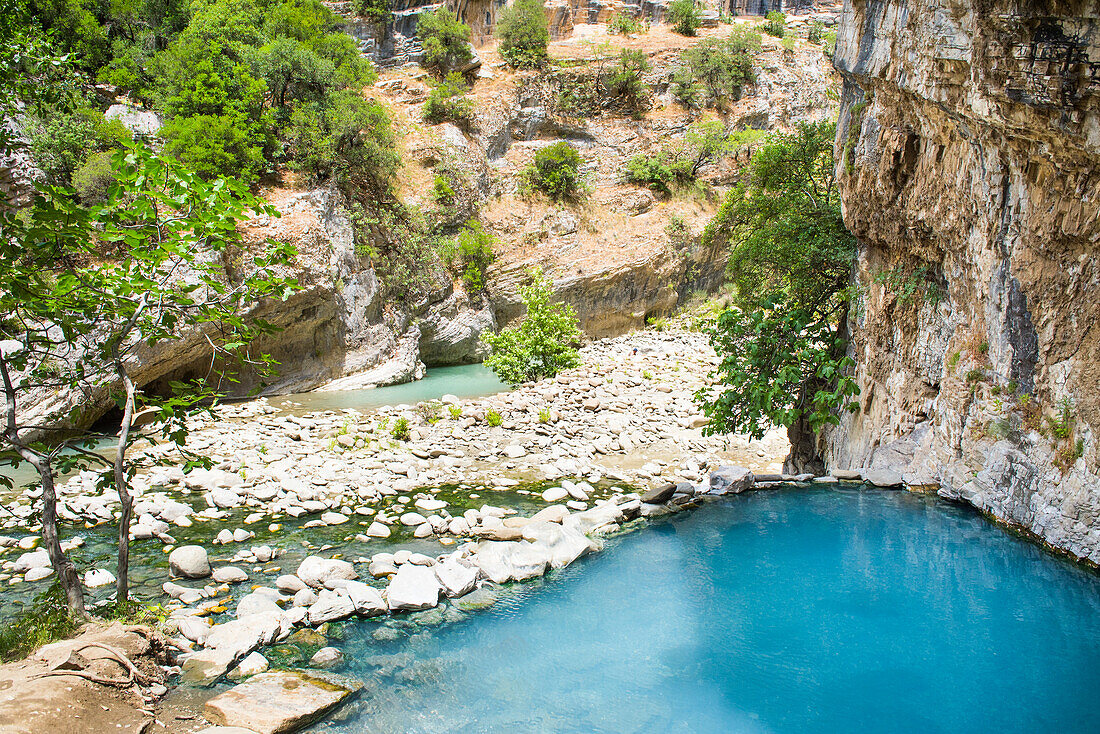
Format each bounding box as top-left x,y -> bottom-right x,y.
696,121 -> 858,462
522,141 -> 584,201
761,10 -> 786,38
627,123 -> 759,195
496,0 -> 549,69
0,143 -> 298,609
482,268 -> 582,384
417,7 -> 472,75
675,28 -> 759,110
422,72 -> 476,128
668,0 -> 700,36
605,48 -> 650,111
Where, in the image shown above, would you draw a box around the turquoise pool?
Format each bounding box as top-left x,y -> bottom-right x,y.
313,487 -> 1100,733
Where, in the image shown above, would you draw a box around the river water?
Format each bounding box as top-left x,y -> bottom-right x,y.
309,487 -> 1100,734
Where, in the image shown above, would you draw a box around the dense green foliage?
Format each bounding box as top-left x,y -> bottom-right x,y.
482,268 -> 582,385
354,0 -> 388,22
496,0 -> 549,69
0,585 -> 79,662
807,20 -> 824,45
668,0 -> 700,36
422,72 -> 476,128
439,220 -> 496,293
762,10 -> 786,37
673,27 -> 760,109
0,142 -> 298,609
17,0 -> 383,184
417,7 -> 472,75
626,122 -> 759,195
522,141 -> 584,201
696,121 -> 859,439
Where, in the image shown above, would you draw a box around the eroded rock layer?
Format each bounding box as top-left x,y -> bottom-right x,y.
825,0 -> 1100,562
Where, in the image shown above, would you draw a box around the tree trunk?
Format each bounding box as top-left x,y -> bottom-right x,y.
113,371 -> 136,605
37,458 -> 88,617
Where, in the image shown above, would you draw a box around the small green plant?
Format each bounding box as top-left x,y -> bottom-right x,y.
496,0 -> 550,68
822,29 -> 837,57
608,11 -> 642,35
781,35 -> 796,55
417,400 -> 443,424
423,73 -> 476,128
448,404 -> 463,419
486,409 -> 503,427
979,341 -> 989,354
807,20 -> 824,44
481,267 -> 583,384
668,0 -> 701,36
762,10 -> 786,37
948,351 -> 961,371
439,220 -> 496,292
1047,397 -> 1075,440
538,406 -> 552,423
875,262 -> 943,307
605,48 -> 651,112
965,368 -> 985,384
647,316 -> 667,331
392,417 -> 411,440
642,369 -> 654,380
522,141 -> 585,201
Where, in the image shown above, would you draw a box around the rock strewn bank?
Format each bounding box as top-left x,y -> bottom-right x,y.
825,0 -> 1100,564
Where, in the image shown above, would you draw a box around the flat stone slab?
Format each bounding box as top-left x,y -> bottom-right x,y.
204,670 -> 362,734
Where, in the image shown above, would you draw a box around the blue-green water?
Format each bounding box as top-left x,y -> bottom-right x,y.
315,487 -> 1100,734
267,364 -> 506,414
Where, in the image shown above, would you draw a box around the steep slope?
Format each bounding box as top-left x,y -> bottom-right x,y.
825,0 -> 1100,562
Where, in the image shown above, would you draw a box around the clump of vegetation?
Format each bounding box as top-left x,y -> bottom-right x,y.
605,48 -> 651,112
439,220 -> 496,293
24,105 -> 131,187
482,268 -> 583,384
538,406 -> 552,423
392,416 -> 411,440
673,28 -> 761,109
608,12 -> 642,36
448,404 -> 463,419
807,20 -> 825,45
423,72 -> 476,129
522,141 -> 584,201
496,0 -> 549,69
0,586 -> 80,663
697,121 -> 859,443
417,7 -> 473,75
668,0 -> 701,36
626,122 -> 759,195
761,10 -> 786,37
781,35 -> 796,55
874,262 -> 944,307
416,400 -> 443,424
355,0 -> 389,21
485,409 -> 503,427
822,29 -> 838,57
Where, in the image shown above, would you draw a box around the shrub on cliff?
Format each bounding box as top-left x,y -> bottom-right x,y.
417,7 -> 473,75
762,10 -> 786,38
674,28 -> 760,110
482,268 -> 582,385
522,141 -> 584,201
496,0 -> 549,69
668,0 -> 701,36
696,121 -> 859,440
439,220 -> 496,293
606,48 -> 651,112
422,73 -> 476,128
627,123 -> 759,195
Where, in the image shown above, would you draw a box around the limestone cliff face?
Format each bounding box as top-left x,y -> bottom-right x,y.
825,0 -> 1100,562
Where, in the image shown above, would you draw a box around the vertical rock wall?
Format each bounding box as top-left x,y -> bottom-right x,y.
825,0 -> 1100,562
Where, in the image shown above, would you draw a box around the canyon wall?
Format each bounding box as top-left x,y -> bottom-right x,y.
825,0 -> 1100,563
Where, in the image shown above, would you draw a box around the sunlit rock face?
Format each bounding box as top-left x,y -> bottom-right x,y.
822,0 -> 1100,562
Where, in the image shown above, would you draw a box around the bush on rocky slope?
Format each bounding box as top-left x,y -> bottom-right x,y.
423,73 -> 476,129
496,0 -> 549,69
522,141 -> 584,201
417,7 -> 473,76
668,0 -> 701,37
673,28 -> 760,110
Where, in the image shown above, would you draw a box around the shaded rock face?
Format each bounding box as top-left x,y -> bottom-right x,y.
824,0 -> 1100,562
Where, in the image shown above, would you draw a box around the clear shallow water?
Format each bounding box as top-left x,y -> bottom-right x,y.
315,487 -> 1100,734
266,363 -> 506,414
